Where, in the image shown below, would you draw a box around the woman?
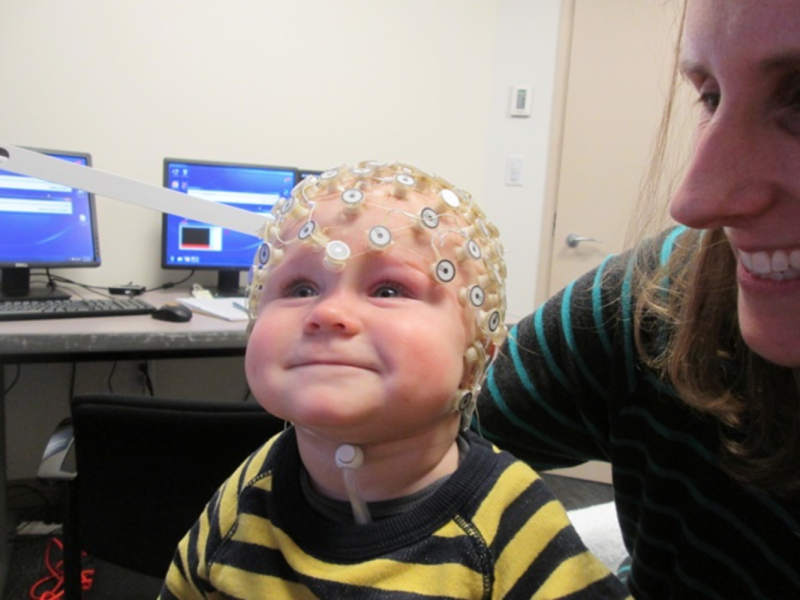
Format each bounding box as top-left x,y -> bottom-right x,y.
476,1 -> 800,598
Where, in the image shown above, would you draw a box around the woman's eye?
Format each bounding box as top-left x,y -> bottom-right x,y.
774,74 -> 800,135
698,91 -> 720,113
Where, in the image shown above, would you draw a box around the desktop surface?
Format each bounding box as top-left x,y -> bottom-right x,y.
0,289 -> 247,360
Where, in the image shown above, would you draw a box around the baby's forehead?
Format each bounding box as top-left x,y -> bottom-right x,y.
285,187 -> 466,242
272,231 -> 437,283
314,186 -> 445,216
281,188 -> 482,278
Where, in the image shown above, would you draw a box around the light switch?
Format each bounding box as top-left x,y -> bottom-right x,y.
505,156 -> 524,186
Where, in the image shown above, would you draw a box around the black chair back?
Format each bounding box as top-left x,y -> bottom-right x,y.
62,393 -> 283,590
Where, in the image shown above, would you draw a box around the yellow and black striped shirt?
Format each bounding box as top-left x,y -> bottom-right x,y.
160,428 -> 629,599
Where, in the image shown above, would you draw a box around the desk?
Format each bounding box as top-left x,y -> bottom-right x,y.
0,289 -> 248,592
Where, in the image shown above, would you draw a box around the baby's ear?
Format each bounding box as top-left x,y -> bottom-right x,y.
459,342 -> 490,389
477,341 -> 504,388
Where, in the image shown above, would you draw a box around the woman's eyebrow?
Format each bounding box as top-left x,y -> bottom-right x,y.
758,52 -> 800,75
680,51 -> 800,78
678,57 -> 707,80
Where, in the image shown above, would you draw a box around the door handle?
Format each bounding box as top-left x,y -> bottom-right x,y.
566,233 -> 602,248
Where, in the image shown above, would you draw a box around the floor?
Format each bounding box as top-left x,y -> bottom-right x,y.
3,473 -> 616,599
4,538 -> 163,600
3,480 -> 165,600
540,472 -> 615,511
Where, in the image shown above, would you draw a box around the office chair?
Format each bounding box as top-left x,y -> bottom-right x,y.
38,393 -> 284,599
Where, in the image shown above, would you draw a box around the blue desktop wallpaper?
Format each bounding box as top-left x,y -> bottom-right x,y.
0,153 -> 99,267
162,161 -> 296,270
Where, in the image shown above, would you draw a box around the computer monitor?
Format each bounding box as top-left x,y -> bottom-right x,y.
0,148 -> 101,302
161,158 -> 297,296
298,169 -> 323,181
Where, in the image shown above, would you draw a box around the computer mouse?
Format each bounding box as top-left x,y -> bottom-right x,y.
151,302 -> 193,323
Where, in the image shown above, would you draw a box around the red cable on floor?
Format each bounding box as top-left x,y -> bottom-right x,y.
29,537 -> 95,600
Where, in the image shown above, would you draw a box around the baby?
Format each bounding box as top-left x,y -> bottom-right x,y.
160,161 -> 629,599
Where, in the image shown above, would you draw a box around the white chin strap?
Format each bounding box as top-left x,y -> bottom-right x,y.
334,444 -> 371,525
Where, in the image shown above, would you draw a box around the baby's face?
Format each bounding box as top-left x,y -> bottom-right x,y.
245,162 -> 507,433
245,190 -> 476,443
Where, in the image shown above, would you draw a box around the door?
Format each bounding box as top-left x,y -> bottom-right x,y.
544,0 -> 691,298
542,0 -> 692,483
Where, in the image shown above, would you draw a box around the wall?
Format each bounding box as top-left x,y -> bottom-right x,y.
484,0 -> 563,321
1,1 -> 564,479
0,0 -> 563,320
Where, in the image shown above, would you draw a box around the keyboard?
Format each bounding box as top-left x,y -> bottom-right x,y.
0,297 -> 157,321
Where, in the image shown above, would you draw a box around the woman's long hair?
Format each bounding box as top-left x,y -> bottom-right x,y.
635,228 -> 800,495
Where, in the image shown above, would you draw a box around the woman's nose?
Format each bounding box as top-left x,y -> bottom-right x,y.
669,110 -> 778,229
303,291 -> 360,335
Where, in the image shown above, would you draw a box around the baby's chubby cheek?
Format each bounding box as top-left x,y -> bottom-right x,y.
244,334 -> 270,391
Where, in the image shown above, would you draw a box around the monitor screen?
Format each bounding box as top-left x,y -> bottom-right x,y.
161,158 -> 297,296
0,148 -> 100,301
298,169 -> 323,181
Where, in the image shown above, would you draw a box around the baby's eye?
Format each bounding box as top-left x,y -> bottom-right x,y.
281,279 -> 318,298
293,285 -> 317,298
371,282 -> 409,299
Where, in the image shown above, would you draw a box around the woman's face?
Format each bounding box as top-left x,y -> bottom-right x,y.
669,0 -> 800,367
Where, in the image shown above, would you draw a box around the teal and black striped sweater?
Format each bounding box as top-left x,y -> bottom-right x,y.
477,229 -> 800,599
160,427 -> 629,599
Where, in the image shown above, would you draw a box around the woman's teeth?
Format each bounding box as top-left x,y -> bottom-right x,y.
739,249 -> 800,281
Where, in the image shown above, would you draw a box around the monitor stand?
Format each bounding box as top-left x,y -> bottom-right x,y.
212,269 -> 245,298
0,268 -> 71,302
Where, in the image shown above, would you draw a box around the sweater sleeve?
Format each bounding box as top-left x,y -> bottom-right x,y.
476,237 -> 664,470
158,482 -> 225,600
